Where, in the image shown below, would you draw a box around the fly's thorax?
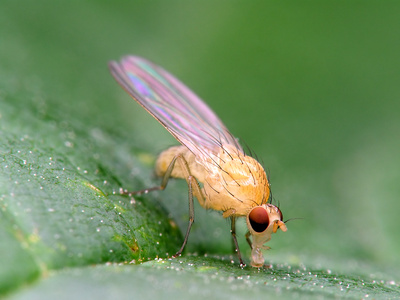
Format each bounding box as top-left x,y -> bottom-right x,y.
201,144 -> 270,215
246,204 -> 287,267
155,145 -> 207,182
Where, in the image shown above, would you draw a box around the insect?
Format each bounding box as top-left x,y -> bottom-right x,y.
109,56 -> 287,267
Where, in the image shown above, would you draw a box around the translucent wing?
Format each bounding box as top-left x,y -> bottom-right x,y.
109,56 -> 242,158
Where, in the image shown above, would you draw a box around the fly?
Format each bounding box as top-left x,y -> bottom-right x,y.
109,56 -> 287,267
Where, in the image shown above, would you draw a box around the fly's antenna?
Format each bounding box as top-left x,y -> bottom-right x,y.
284,217 -> 304,224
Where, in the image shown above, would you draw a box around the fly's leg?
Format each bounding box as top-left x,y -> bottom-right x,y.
245,231 -> 252,249
120,153 -> 179,196
230,217 -> 245,267
122,153 -> 205,258
171,154 -> 205,257
172,174 -> 199,257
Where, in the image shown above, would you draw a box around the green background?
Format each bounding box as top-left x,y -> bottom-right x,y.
1,1 -> 399,299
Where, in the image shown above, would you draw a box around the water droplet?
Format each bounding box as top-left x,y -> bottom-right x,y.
96,228 -> 101,232
48,208 -> 55,212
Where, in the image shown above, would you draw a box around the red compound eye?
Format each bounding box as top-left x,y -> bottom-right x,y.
249,207 -> 269,233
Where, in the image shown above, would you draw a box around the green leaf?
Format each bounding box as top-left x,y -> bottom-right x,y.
8,257 -> 400,300
0,71 -> 182,294
1,1 -> 400,299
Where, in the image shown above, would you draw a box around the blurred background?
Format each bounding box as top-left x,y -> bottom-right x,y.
1,1 -> 399,269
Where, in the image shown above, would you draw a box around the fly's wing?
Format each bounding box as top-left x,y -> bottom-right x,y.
109,56 -> 242,159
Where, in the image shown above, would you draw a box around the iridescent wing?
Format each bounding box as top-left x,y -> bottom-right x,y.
109,56 -> 242,158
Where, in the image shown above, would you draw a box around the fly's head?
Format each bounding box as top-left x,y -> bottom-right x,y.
246,204 -> 287,267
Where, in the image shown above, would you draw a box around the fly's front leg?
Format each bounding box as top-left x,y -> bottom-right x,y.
245,231 -> 252,249
231,217 -> 245,267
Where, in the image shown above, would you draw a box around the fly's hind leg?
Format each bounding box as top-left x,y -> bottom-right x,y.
120,154 -> 178,196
